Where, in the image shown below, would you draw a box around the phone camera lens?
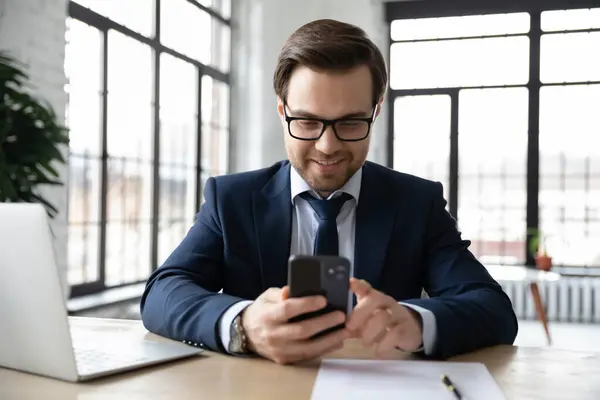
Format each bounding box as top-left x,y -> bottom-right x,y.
336,273 -> 345,280
336,265 -> 345,272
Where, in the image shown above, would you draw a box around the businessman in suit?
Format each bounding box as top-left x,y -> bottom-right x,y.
141,19 -> 518,365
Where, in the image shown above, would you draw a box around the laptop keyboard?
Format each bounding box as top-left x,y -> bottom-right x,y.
74,347 -> 152,376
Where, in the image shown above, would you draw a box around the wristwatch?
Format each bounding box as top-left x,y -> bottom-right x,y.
228,313 -> 249,354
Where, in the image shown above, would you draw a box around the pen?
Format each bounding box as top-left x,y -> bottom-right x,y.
441,374 -> 463,400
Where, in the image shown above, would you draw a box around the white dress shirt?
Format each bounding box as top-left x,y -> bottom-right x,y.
218,166 -> 437,354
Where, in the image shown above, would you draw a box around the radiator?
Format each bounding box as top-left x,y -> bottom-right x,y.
498,278 -> 600,323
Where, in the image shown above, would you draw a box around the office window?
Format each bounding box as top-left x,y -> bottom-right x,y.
158,54 -> 198,265
161,0 -> 230,72
540,85 -> 600,267
393,95 -> 451,202
389,12 -> 530,266
388,3 -> 600,269
537,7 -> 600,268
161,0 -> 212,65
197,0 -> 231,19
74,0 -> 154,37
458,88 -> 528,264
541,8 -> 600,31
390,37 -> 530,89
201,76 -> 230,180
541,32 -> 600,84
105,31 -> 154,286
65,1 -> 231,296
391,13 -> 531,40
389,13 -> 530,90
65,18 -> 102,285
210,17 -> 231,72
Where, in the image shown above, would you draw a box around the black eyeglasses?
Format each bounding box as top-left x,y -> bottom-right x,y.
283,102 -> 377,142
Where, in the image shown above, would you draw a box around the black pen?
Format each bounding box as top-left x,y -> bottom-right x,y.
441,374 -> 463,400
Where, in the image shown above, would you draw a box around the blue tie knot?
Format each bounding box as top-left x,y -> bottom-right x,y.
299,192 -> 353,221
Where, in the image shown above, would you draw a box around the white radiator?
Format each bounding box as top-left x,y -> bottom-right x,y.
498,278 -> 600,323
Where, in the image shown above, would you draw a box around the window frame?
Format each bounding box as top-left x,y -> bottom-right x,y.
385,0 -> 600,274
67,0 -> 231,297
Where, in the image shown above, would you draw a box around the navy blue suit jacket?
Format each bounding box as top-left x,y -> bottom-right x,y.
140,161 -> 518,359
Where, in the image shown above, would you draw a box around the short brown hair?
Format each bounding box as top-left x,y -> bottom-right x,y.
273,19 -> 388,105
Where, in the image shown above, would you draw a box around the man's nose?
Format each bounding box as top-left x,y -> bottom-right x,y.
314,125 -> 342,155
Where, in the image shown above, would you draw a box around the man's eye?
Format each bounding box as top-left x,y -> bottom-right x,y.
339,121 -> 361,127
299,121 -> 320,128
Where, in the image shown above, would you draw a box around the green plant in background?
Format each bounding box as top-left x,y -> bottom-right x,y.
0,51 -> 69,218
528,227 -> 548,257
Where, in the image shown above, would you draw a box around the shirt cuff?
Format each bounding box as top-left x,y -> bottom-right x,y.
399,302 -> 437,355
218,300 -> 254,354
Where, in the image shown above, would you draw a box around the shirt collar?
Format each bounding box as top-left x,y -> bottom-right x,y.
290,164 -> 362,204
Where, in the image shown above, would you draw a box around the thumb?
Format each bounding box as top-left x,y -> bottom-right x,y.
281,286 -> 290,300
350,278 -> 372,299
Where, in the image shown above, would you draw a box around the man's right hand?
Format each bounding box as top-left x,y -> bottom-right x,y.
241,287 -> 351,365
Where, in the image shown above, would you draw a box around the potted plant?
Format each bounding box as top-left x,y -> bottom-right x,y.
528,228 -> 552,271
0,51 -> 69,218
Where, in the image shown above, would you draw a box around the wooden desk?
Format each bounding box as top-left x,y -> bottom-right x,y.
1,317 -> 598,400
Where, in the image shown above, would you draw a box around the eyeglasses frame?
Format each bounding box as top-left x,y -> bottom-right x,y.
283,101 -> 378,142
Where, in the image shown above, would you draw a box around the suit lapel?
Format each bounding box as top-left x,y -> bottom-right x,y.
354,162 -> 396,288
253,162 -> 292,290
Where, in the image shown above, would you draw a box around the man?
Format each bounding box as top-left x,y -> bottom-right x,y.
140,19 -> 518,365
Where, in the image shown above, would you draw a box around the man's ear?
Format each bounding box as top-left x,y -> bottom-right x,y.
276,97 -> 285,121
375,96 -> 384,119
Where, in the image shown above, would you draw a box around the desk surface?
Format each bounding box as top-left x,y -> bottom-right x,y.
1,317 -> 598,400
486,264 -> 561,282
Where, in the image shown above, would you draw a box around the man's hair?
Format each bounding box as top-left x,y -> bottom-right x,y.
273,19 -> 388,105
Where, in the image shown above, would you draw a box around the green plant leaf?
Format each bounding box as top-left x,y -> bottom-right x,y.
0,51 -> 69,219
40,162 -> 60,178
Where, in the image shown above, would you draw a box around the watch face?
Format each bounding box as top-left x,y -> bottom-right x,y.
231,335 -> 242,352
229,316 -> 246,353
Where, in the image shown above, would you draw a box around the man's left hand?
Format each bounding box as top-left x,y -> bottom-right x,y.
346,278 -> 423,357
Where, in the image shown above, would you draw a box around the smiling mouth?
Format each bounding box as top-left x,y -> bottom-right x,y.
314,159 -> 343,166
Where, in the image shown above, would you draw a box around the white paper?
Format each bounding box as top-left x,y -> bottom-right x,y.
311,359 -> 505,400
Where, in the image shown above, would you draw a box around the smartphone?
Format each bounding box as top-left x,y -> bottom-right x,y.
287,254 -> 351,337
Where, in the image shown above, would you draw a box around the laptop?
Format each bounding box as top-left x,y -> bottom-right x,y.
0,203 -> 202,382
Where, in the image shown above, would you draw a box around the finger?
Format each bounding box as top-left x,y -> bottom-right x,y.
346,291 -> 395,331
275,311 -> 347,341
261,287 -> 284,303
360,309 -> 393,347
376,324 -> 407,357
349,278 -> 372,299
283,328 -> 351,364
281,286 -> 290,300
270,295 -> 327,322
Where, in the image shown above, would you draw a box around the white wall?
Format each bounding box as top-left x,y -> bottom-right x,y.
229,0 -> 390,173
0,0 -> 70,297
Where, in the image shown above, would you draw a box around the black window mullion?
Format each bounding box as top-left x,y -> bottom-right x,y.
449,90 -> 459,219
526,11 -> 542,266
386,32 -> 395,169
385,0 -> 600,21
195,69 -> 204,214
185,0 -> 230,26
386,94 -> 395,169
150,0 -> 161,272
98,26 -> 109,289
